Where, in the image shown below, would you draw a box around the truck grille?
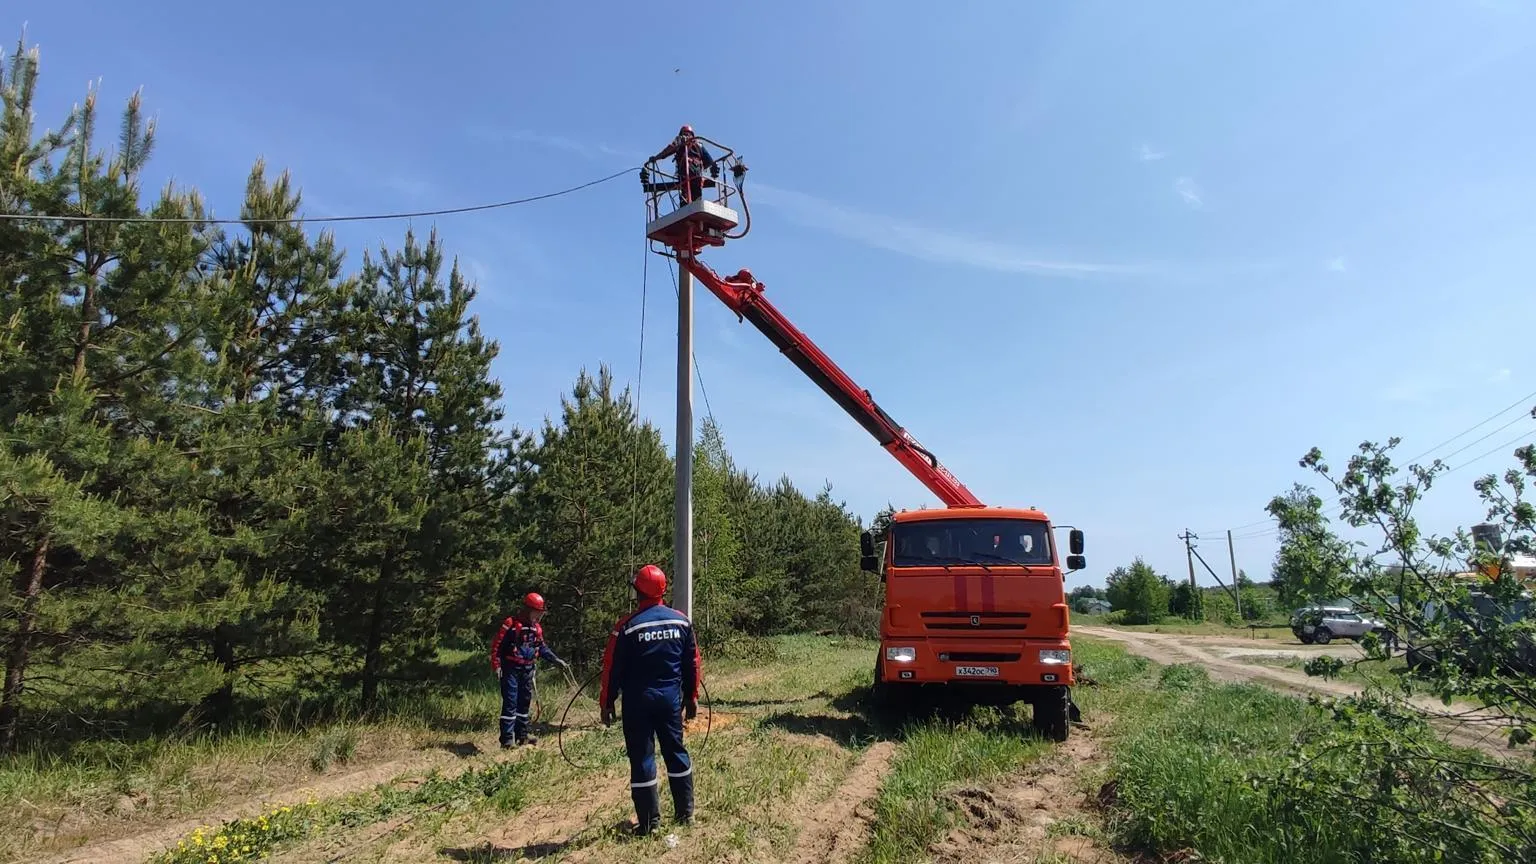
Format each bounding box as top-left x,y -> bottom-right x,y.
920,611 -> 1031,631
939,651 -> 1021,662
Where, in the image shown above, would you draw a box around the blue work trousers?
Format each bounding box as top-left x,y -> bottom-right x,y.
499,667 -> 534,744
621,688 -> 693,825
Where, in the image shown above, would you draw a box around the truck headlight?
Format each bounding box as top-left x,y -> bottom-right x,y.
885,647 -> 916,663
1039,649 -> 1071,665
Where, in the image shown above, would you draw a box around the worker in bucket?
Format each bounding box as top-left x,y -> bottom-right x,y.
649,124 -> 716,204
489,592 -> 569,749
599,564 -> 702,835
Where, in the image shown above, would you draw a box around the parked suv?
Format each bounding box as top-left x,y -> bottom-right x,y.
1291,605 -> 1395,646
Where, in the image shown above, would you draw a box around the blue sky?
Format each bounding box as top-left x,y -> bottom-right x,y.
15,1 -> 1536,592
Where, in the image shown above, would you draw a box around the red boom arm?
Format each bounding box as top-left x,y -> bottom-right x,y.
679,255 -> 983,509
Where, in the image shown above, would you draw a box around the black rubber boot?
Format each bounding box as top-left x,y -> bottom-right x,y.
631,784 -> 662,836
669,773 -> 694,825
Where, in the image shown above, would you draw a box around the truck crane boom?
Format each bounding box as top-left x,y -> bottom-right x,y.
677,256 -> 983,509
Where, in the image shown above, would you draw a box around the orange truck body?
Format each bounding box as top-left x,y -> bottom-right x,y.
861,506 -> 1082,739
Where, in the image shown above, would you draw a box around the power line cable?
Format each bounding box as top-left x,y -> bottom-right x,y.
1400,386 -> 1536,466
1228,427 -> 1536,542
665,255 -> 716,422
0,166 -> 638,225
1203,387 -> 1536,537
628,230 -> 651,568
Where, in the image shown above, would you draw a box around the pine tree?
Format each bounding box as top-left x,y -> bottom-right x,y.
692,417 -> 743,644
523,367 -> 672,660
135,162 -> 352,722
0,40 -> 214,745
326,227 -> 517,708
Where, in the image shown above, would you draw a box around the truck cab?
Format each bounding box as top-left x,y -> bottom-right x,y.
860,506 -> 1085,740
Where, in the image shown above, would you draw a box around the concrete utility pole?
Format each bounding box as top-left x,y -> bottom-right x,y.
1180,529 -> 1198,589
673,256 -> 694,618
1227,529 -> 1242,621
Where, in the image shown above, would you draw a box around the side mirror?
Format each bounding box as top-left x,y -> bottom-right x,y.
859,531 -> 875,557
1069,529 -> 1084,556
860,554 -> 879,573
1066,555 -> 1086,572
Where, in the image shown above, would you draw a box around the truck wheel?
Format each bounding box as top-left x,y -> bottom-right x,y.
871,659 -> 901,716
1032,689 -> 1070,742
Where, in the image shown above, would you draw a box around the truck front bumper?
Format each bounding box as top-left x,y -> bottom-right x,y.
878,638 -> 1075,687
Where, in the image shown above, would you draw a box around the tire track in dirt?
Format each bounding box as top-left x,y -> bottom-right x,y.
782,740 -> 898,864
389,715 -> 733,864
371,763 -> 632,864
37,749 -> 466,864
1075,626 -> 1519,757
930,728 -> 1126,864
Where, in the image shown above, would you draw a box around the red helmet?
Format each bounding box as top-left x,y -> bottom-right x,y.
632,564 -> 667,599
523,592 -> 546,611
679,124 -> 693,136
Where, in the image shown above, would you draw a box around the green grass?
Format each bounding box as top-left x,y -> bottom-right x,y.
148,748 -> 547,864
2,634 -> 841,862
846,639 -> 1146,864
36,631 -> 1521,864
1073,612 -> 1292,639
1070,639 -> 1334,862
857,713 -> 1049,864
0,647 -> 519,863
1248,651 -> 1408,688
1099,662 -> 1330,862
1076,635 -> 1534,864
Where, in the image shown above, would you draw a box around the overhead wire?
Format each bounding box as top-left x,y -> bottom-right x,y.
0,166 -> 639,225
1227,425 -> 1536,541
1207,387 -> 1536,541
665,254 -> 717,420
628,230 -> 651,569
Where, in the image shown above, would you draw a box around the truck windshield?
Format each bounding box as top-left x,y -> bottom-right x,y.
889,519 -> 1054,568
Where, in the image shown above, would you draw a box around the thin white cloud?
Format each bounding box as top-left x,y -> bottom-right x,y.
494,130 -> 1257,280
1174,177 -> 1203,208
383,174 -> 434,200
1326,257 -> 1348,273
1378,375 -> 1449,403
750,183 -> 1140,278
1137,143 -> 1167,162
1491,368 -> 1513,383
479,129 -> 646,164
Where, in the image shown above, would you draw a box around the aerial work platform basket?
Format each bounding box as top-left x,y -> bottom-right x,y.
641,127 -> 750,254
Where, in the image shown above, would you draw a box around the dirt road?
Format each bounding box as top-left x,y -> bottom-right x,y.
1074,626 -> 1519,756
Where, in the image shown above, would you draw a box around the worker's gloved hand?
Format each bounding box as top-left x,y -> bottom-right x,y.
601,705 -> 615,727
556,658 -> 570,670
495,667 -> 503,680
684,698 -> 698,721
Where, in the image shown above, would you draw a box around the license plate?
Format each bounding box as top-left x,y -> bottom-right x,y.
955,666 -> 999,677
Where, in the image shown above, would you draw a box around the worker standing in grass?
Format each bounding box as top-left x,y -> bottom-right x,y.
599,564 -> 701,835
490,592 -> 569,749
